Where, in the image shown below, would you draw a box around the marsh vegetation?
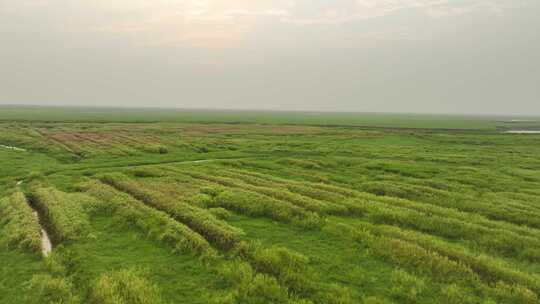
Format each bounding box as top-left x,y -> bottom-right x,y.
1,109 -> 540,303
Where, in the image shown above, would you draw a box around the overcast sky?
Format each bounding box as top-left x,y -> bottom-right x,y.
1,0 -> 539,115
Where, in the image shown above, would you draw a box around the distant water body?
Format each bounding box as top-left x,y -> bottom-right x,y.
504,130 -> 540,134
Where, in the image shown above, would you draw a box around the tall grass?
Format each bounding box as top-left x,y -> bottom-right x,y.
269,177 -> 540,262
327,222 -> 540,301
210,188 -> 323,228
29,250 -> 80,304
99,173 -> 243,249
29,275 -> 80,304
0,192 -> 42,253
227,241 -> 357,303
227,168 -> 540,241
390,269 -> 426,303
81,180 -> 216,258
91,268 -> 164,304
355,221 -> 540,291
339,197 -> 540,262
216,260 -> 291,304
28,188 -> 92,244
232,242 -> 316,296
186,170 -> 347,215
359,181 -> 540,229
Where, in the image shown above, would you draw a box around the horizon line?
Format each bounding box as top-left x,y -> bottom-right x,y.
0,103 -> 539,118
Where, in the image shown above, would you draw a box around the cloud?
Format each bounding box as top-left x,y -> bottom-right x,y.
87,1 -> 289,48
1,0 -> 525,49
281,0 -> 515,24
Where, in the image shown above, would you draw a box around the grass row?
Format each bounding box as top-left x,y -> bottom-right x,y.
0,192 -> 42,254
29,251 -> 81,304
358,180 -> 540,229
77,178 -> 351,304
226,169 -> 540,262
91,268 -> 165,304
27,205 -> 225,303
327,222 -> 539,304
229,162 -> 540,237
99,173 -> 243,249
338,197 -> 540,262
218,241 -> 360,304
80,180 -> 216,258
334,218 -> 540,293
28,187 -> 92,244
184,170 -> 347,215
198,186 -> 323,229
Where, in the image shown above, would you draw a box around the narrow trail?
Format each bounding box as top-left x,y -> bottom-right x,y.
19,189 -> 52,257
44,155 -> 268,176
32,211 -> 52,257
0,144 -> 26,152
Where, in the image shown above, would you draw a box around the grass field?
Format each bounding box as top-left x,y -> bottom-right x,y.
2,105 -> 540,130
1,106 -> 540,303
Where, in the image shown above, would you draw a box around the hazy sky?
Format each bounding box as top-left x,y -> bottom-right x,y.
1,0 -> 539,115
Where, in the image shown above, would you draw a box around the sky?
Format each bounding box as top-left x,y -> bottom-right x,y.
1,0 -> 539,115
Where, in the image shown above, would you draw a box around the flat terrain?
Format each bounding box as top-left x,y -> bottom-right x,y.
1,107 -> 540,303
3,105 -> 540,130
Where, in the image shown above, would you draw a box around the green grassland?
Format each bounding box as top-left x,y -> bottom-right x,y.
1,106 -> 540,303
2,105 -> 540,130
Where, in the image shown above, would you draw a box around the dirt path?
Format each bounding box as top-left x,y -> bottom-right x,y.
40,228 -> 52,256
44,156 -> 268,176
32,211 -> 52,257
